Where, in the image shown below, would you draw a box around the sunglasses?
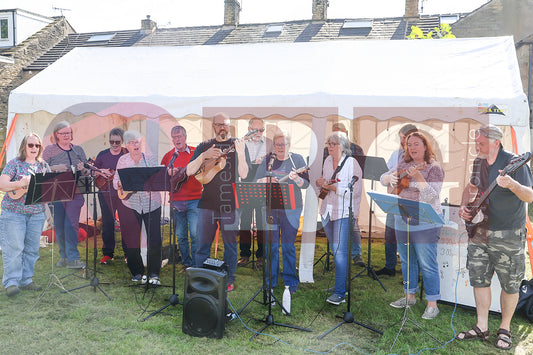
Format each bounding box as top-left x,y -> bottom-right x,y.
27,143 -> 41,149
109,140 -> 122,145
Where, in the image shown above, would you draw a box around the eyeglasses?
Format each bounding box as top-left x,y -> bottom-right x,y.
274,143 -> 289,148
109,140 -> 122,145
27,143 -> 41,149
214,122 -> 229,127
127,140 -> 141,146
326,142 -> 340,147
57,132 -> 72,136
252,128 -> 265,132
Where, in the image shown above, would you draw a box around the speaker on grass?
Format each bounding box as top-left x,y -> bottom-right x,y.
182,267 -> 228,339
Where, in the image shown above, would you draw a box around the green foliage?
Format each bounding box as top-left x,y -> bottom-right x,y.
407,23 -> 456,39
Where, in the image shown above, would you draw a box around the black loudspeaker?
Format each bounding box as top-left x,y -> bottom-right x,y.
182,267 -> 228,339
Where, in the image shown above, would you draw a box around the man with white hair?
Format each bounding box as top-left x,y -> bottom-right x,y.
457,124 -> 533,351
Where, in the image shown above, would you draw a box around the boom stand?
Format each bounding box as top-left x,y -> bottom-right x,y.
367,191 -> 444,352
143,166 -> 188,321
27,171 -> 85,310
352,156 -> 389,291
233,181 -> 312,340
64,168 -> 112,300
318,181 -> 383,339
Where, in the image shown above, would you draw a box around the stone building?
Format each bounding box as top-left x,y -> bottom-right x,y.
0,12 -> 74,152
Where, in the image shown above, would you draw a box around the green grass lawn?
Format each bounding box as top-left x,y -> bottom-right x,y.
0,191 -> 532,354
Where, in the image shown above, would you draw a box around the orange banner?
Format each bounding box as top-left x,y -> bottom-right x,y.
510,126 -> 533,274
0,114 -> 18,166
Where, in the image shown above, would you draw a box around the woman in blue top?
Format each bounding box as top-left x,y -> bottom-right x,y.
0,133 -> 48,297
255,129 -> 309,293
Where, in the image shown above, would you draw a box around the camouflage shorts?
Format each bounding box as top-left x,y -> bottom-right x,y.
467,227 -> 526,294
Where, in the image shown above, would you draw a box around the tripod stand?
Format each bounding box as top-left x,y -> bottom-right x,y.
27,171 -> 85,310
313,222 -> 333,274
64,167 -> 112,300
352,156 -> 388,291
318,179 -> 382,339
368,191 -> 444,352
234,181 -> 312,339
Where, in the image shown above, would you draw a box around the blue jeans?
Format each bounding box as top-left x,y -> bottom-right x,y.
384,213 -> 398,270
350,217 -> 362,258
195,208 -> 239,283
51,194 -> 84,262
171,199 -> 199,267
0,210 -> 46,288
322,215 -> 349,297
264,208 -> 301,291
396,226 -> 441,301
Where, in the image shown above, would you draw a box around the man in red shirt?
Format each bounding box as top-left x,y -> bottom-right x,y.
161,125 -> 203,270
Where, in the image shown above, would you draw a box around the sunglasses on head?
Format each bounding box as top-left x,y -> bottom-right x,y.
27,143 -> 41,149
109,140 -> 122,145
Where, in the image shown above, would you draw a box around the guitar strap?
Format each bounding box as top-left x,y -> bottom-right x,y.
331,156 -> 349,181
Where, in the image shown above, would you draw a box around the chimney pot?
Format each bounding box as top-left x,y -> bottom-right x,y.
141,15 -> 157,33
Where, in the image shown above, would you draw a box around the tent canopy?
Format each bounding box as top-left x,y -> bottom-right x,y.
9,36 -> 528,121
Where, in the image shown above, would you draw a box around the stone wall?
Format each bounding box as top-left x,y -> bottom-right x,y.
0,17 -> 75,158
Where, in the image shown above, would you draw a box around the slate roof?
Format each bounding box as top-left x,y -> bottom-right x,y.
24,14 -> 460,70
25,30 -> 147,70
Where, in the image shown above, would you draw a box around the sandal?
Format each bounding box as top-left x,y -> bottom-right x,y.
456,326 -> 489,341
494,328 -> 512,350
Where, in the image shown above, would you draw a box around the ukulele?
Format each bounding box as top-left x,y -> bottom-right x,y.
318,178 -> 340,200
387,162 -> 427,195
7,185 -> 28,200
195,132 -> 256,185
278,167 -> 310,183
464,152 -> 532,238
86,159 -> 114,190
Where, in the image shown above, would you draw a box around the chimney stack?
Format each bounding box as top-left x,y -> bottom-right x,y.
404,0 -> 420,19
141,15 -> 157,33
224,0 -> 241,27
312,0 -> 328,22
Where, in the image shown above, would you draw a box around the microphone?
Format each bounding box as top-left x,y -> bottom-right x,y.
348,175 -> 359,189
267,152 -> 276,172
244,129 -> 258,138
168,151 -> 179,167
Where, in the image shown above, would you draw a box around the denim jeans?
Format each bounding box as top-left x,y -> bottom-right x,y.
350,217 -> 362,258
264,208 -> 301,291
384,213 -> 398,270
195,208 -> 239,283
395,226 -> 441,301
322,215 -> 349,297
171,199 -> 199,267
0,210 -> 46,288
51,194 -> 84,262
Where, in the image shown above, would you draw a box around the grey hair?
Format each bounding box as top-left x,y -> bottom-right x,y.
123,130 -> 142,144
273,129 -> 291,145
171,125 -> 186,136
248,117 -> 264,129
52,120 -> 72,142
327,131 -> 352,156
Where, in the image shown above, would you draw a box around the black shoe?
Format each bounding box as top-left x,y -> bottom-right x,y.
352,255 -> 365,267
375,267 -> 396,276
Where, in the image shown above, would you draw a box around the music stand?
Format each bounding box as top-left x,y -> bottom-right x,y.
367,191 -> 444,352
352,156 -> 389,291
233,182 -> 312,339
28,171 -> 85,310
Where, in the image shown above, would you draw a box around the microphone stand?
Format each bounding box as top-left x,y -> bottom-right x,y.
318,176 -> 382,339
144,153 -> 182,320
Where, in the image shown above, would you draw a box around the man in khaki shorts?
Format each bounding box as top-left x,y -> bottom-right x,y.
457,125 -> 533,350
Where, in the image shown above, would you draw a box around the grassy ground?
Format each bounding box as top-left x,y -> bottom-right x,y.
0,193 -> 532,354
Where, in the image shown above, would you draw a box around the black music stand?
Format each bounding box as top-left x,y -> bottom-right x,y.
28,171 -> 85,310
318,178 -> 383,340
367,191 -> 444,352
118,166 -> 167,293
233,182 -> 312,339
64,166 -> 112,300
352,156 -> 389,291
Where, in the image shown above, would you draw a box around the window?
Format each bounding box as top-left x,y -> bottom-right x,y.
87,33 -> 116,43
342,20 -> 372,29
1,19 -> 8,39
